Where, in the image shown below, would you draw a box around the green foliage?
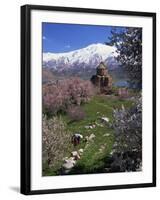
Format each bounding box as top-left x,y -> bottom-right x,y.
43,95 -> 134,176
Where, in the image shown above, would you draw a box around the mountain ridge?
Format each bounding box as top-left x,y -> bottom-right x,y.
43,43 -> 119,71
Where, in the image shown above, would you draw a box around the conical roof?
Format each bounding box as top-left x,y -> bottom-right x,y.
97,62 -> 106,69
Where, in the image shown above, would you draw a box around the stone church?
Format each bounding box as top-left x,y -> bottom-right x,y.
91,62 -> 112,93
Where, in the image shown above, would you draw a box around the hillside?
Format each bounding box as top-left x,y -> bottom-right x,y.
43,95 -> 133,176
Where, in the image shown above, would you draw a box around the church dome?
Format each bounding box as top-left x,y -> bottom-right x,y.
97,62 -> 106,69
91,61 -> 112,94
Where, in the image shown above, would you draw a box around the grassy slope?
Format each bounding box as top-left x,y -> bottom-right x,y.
64,95 -> 133,174
43,95 -> 133,176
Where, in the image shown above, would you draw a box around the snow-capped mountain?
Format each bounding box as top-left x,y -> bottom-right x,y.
43,43 -> 119,72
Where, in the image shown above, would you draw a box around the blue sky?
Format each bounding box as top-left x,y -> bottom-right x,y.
42,23 -> 124,53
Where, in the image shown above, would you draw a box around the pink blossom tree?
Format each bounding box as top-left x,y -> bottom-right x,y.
43,77 -> 94,115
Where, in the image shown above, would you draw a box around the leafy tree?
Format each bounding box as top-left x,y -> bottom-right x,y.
106,27 -> 142,88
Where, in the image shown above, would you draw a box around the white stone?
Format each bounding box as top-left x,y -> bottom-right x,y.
71,151 -> 79,157
68,157 -> 75,162
103,133 -> 110,137
88,133 -> 96,140
78,149 -> 84,154
85,136 -> 89,141
75,154 -> 81,160
110,149 -> 116,155
62,161 -> 74,170
63,157 -> 68,161
101,117 -> 109,123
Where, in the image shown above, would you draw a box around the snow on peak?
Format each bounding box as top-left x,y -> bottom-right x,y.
43,43 -> 117,71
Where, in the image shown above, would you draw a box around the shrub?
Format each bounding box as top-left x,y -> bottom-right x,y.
42,115 -> 71,170
117,88 -> 129,98
67,106 -> 86,122
112,96 -> 142,152
109,96 -> 142,172
111,86 -> 119,96
43,83 -> 70,115
43,77 -> 94,115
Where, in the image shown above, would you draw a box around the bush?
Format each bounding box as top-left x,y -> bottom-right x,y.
111,86 -> 119,95
42,115 -> 71,170
43,83 -> 69,115
43,77 -> 94,115
112,96 -> 142,152
108,96 -> 142,172
67,106 -> 86,122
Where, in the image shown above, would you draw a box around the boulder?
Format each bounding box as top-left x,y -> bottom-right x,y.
71,151 -> 81,160
78,148 -> 84,155
95,121 -> 104,127
101,117 -> 109,123
99,145 -> 106,153
88,133 -> 96,141
85,125 -> 96,129
68,157 -> 76,162
71,151 -> 79,157
63,156 -> 68,161
103,133 -> 110,137
62,161 -> 74,170
85,136 -> 89,142
62,156 -> 76,171
74,154 -> 81,160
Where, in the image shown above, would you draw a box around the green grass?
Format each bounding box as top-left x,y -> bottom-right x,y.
60,95 -> 133,175
43,95 -> 133,176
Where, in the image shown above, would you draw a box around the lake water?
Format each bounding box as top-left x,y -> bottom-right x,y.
114,80 -> 129,88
